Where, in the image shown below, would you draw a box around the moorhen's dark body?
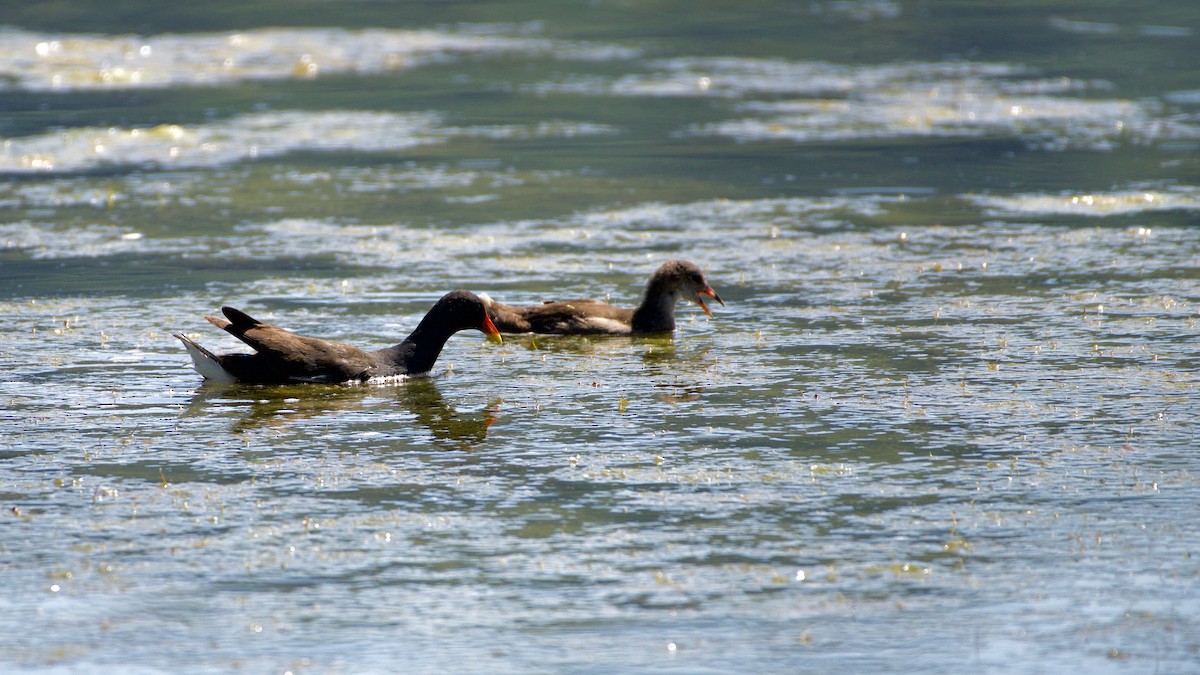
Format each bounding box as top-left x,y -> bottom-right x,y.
175,290 -> 502,384
482,260 -> 723,335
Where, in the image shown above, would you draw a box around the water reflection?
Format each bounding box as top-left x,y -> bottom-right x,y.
182,377 -> 496,449
637,335 -> 717,404
392,377 -> 498,450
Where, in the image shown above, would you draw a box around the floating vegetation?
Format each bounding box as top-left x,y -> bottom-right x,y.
867,563 -> 933,578
0,221 -> 161,258
534,57 -> 1200,151
700,94 -> 1158,150
1049,17 -> 1194,38
538,58 -> 1034,99
0,111 -> 442,172
0,26 -> 639,92
963,187 -> 1200,217
0,111 -> 616,173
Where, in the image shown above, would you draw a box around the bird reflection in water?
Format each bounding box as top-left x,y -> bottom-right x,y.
182,376 -> 498,449
501,332 -> 718,404
395,377 -> 499,450
636,334 -> 716,404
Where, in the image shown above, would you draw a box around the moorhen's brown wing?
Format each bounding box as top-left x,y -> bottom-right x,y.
206,307 -> 375,383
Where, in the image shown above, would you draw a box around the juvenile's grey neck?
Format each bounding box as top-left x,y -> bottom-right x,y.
630,287 -> 679,333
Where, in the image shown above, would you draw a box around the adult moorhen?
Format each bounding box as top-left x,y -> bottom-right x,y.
481,260 -> 723,335
175,290 -> 502,384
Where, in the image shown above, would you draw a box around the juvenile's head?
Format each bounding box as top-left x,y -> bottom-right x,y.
648,260 -> 724,316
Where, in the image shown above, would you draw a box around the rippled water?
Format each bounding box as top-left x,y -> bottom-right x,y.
2,2 -> 1199,673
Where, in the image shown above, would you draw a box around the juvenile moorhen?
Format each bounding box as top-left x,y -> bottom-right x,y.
482,260 -> 723,335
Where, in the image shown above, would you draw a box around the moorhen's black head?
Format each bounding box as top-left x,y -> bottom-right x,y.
419,290 -> 504,342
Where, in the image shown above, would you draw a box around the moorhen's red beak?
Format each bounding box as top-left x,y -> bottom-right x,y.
696,286 -> 724,317
481,313 -> 504,344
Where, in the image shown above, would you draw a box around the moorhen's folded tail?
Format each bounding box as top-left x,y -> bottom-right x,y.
174,333 -> 238,384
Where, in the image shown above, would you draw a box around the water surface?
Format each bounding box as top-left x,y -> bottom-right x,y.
2,2 -> 1198,673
